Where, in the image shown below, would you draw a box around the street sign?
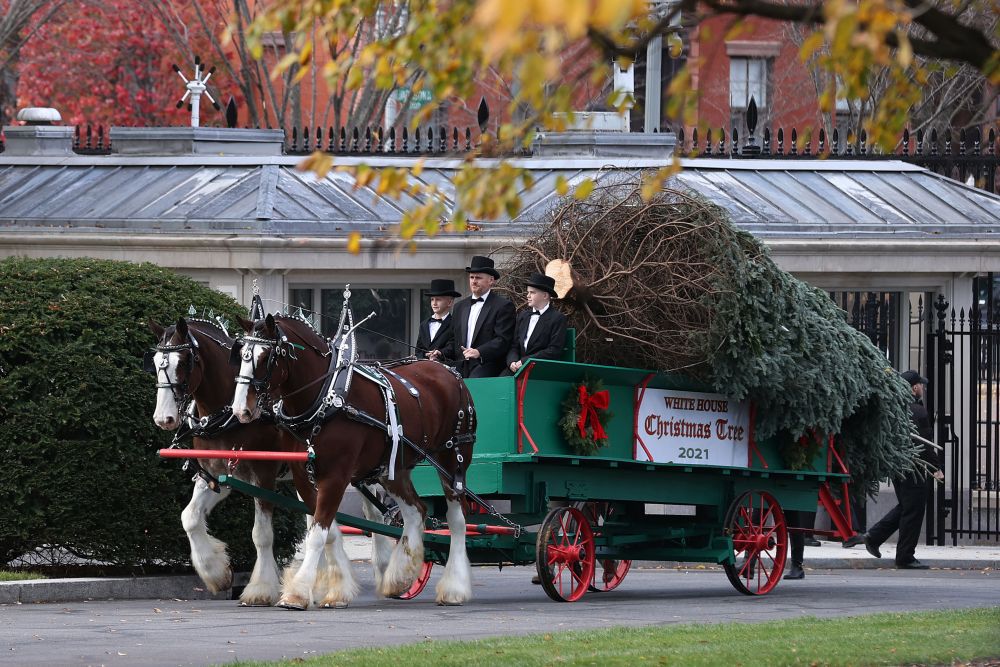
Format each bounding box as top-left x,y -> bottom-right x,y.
393,87 -> 433,110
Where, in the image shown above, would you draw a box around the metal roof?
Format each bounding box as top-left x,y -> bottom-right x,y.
0,154 -> 998,239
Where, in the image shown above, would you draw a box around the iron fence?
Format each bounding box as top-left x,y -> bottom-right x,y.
927,294 -> 1000,544
1,105 -> 997,195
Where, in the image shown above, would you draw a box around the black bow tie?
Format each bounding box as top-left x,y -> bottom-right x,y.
431,318 -> 444,323
470,297 -> 484,304
530,310 -> 541,316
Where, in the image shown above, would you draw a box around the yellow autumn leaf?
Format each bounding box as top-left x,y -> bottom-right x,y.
346,67 -> 364,90
667,34 -> 684,59
346,232 -> 362,255
555,175 -> 569,196
296,151 -> 332,179
573,179 -> 594,200
896,31 -> 913,68
800,31 -> 826,61
354,165 -> 375,189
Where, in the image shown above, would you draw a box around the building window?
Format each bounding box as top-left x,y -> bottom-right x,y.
729,57 -> 771,136
311,287 -> 412,360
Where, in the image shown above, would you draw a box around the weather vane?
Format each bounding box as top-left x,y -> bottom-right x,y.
172,56 -> 221,128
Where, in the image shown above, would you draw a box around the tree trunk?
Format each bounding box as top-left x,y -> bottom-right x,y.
0,37 -> 20,126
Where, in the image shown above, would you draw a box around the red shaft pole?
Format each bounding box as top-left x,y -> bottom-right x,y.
158,449 -> 310,461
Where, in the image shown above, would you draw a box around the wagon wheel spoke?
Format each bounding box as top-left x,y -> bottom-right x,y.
536,507 -> 595,602
723,490 -> 788,596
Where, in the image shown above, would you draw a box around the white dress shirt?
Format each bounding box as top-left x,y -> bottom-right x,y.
466,291 -> 489,348
428,313 -> 448,342
525,302 -> 549,347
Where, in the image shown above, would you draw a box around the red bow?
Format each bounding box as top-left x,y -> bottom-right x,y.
577,386 -> 610,440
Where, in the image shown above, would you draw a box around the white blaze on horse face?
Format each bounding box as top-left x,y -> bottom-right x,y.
152,351 -> 183,429
232,343 -> 267,423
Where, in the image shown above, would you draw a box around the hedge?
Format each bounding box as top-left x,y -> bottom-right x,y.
0,257 -> 303,570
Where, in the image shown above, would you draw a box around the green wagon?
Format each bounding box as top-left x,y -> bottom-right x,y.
397,353 -> 853,601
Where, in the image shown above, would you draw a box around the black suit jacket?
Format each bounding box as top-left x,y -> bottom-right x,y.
451,292 -> 516,377
506,307 -> 567,367
416,313 -> 455,362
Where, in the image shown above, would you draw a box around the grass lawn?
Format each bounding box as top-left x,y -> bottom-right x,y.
0,571 -> 45,582
231,607 -> 999,667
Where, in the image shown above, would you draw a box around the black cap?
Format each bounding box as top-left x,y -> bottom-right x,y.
900,370 -> 928,386
525,272 -> 558,298
426,278 -> 460,297
465,255 -> 500,279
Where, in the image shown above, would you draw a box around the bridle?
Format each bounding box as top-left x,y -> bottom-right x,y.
230,322 -> 304,413
144,334 -> 201,411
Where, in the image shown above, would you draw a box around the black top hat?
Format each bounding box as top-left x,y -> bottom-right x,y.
525,272 -> 558,298
900,369 -> 929,386
426,278 -> 460,297
465,255 -> 500,279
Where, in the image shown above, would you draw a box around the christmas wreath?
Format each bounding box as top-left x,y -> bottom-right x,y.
559,376 -> 613,456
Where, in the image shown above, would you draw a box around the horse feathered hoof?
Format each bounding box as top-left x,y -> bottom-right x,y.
436,599 -> 464,606
276,596 -> 308,610
238,586 -> 279,607
321,601 -> 349,609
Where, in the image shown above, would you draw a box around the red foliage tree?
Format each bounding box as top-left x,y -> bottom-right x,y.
17,1 -> 230,127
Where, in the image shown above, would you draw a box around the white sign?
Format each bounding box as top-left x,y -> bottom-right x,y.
634,387 -> 752,467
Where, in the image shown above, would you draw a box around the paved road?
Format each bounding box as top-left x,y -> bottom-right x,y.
3,565 -> 998,667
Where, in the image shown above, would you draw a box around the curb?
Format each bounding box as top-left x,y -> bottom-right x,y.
3,560 -> 994,605
0,573 -> 249,605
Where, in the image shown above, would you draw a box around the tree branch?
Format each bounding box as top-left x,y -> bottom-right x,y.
697,0 -> 997,73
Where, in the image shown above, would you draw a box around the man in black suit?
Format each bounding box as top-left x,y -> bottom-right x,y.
451,255 -> 516,378
863,369 -> 944,570
416,278 -> 460,364
505,272 -> 567,375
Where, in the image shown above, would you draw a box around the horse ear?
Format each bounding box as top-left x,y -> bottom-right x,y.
175,317 -> 188,338
265,313 -> 276,331
148,318 -> 165,339
237,315 -> 254,333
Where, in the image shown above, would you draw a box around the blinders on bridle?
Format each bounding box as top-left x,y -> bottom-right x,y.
143,333 -> 201,405
230,322 -> 297,395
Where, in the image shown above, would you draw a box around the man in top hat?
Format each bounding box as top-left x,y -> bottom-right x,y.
416,278 -> 460,363
505,272 -> 567,375
862,369 -> 943,570
451,255 -> 516,378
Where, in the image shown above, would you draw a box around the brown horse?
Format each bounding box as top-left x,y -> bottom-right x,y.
148,317 -> 315,605
231,313 -> 476,608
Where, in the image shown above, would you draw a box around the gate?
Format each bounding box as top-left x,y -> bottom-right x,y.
927,292 -> 1000,544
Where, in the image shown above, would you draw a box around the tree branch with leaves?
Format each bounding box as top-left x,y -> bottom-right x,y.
244,0 -> 999,244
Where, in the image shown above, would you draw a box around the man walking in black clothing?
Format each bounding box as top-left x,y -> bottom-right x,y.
863,370 -> 944,569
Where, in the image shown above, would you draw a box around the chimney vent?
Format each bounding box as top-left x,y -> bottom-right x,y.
3,108 -> 73,155
16,107 -> 62,125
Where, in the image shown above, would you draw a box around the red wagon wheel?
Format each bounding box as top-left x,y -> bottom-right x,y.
392,561 -> 433,600
722,490 -> 788,595
578,502 -> 632,592
536,506 -> 596,602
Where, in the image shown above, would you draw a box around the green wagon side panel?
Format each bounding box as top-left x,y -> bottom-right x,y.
413,359 -> 843,508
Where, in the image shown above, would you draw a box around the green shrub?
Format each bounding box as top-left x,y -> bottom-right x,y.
0,257 -> 303,570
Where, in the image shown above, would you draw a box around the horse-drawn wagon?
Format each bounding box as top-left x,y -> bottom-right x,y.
402,352 -> 853,601
153,292 -> 854,605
